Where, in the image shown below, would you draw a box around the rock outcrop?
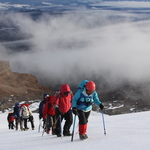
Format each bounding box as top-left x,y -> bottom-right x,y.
0,60 -> 54,112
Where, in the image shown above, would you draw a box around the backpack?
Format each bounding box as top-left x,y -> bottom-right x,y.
39,100 -> 46,115
8,113 -> 15,122
47,103 -> 55,116
21,105 -> 30,119
77,80 -> 89,92
9,116 -> 15,122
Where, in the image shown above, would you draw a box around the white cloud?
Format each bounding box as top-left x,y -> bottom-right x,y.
1,4 -> 150,89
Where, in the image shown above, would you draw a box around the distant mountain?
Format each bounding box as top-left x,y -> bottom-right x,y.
1,0 -> 150,13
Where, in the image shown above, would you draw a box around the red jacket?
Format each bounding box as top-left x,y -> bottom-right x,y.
43,96 -> 56,118
54,84 -> 73,114
7,113 -> 15,122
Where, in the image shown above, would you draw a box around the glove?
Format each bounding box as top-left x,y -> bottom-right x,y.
72,107 -> 79,116
99,103 -> 104,110
55,107 -> 62,115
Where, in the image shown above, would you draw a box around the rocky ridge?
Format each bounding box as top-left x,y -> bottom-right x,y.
0,60 -> 54,112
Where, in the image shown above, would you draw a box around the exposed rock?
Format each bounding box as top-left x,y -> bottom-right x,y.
0,60 -> 54,112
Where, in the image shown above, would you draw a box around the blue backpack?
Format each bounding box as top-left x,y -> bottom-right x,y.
77,80 -> 89,92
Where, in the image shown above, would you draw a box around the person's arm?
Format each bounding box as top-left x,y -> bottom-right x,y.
93,92 -> 104,110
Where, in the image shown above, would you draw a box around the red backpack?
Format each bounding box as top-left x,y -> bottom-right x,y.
8,113 -> 15,122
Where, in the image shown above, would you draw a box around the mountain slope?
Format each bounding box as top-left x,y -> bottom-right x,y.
0,60 -> 54,111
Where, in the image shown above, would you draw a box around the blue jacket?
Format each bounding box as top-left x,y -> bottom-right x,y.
72,86 -> 102,112
39,100 -> 46,115
13,103 -> 20,118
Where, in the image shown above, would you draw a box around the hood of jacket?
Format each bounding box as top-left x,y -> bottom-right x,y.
60,84 -> 71,93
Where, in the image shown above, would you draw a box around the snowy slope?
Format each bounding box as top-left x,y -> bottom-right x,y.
1,111 -> 150,150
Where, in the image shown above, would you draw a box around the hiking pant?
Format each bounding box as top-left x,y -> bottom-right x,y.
77,110 -> 91,135
46,115 -> 55,129
23,118 -> 28,129
77,109 -> 91,125
8,121 -> 14,129
45,115 -> 56,133
55,109 -> 73,135
15,117 -> 22,130
29,115 -> 35,129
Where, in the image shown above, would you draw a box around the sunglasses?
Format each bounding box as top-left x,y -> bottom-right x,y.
86,89 -> 94,95
64,92 -> 70,96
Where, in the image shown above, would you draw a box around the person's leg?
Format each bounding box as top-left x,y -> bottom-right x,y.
52,116 -> 56,135
24,119 -> 28,130
8,122 -> 11,129
29,116 -> 35,130
19,117 -> 23,130
11,122 -> 14,129
78,110 -> 91,140
55,114 -> 63,137
15,118 -> 18,130
63,109 -> 73,136
46,115 -> 53,134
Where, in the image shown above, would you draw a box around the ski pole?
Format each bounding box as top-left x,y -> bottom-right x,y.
71,115 -> 76,142
101,111 -> 106,135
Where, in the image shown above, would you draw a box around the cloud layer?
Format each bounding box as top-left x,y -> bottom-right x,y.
1,7 -> 150,91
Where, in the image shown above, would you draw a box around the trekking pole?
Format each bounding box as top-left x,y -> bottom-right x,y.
42,119 -> 46,137
71,115 -> 76,142
101,111 -> 106,135
38,119 -> 42,133
53,115 -> 60,128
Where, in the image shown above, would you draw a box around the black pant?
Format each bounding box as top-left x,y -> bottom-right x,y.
78,109 -> 91,125
15,117 -> 22,130
8,121 -> 14,129
22,118 -> 28,129
46,115 -> 56,130
55,109 -> 73,135
28,116 -> 35,129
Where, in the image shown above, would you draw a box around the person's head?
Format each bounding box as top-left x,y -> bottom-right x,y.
45,95 -> 50,101
85,81 -> 96,95
43,93 -> 49,100
15,103 -> 20,107
60,84 -> 71,97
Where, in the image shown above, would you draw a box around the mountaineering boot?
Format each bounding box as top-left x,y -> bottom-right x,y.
24,128 -> 29,131
52,128 -> 56,135
46,129 -> 50,134
63,132 -> 72,136
16,126 -> 18,131
57,134 -> 61,137
84,134 -> 88,139
79,124 -> 88,140
79,134 -> 88,140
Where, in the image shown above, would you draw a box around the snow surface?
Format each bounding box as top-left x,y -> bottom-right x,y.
1,110 -> 150,150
